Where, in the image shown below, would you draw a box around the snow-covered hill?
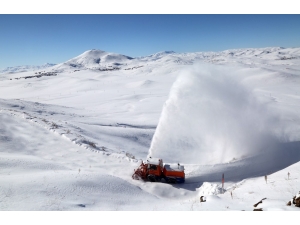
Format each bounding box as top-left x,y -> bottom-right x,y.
0,47 -> 300,211
54,49 -> 134,70
0,63 -> 56,74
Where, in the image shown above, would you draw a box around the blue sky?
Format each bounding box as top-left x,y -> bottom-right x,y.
1,14 -> 300,69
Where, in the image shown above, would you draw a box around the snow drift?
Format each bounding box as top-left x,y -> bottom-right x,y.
148,64 -> 284,164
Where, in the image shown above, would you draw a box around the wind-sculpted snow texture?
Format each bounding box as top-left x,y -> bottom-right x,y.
149,64 -> 284,164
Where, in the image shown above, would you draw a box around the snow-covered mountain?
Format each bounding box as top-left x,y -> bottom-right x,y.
1,47 -> 300,212
55,49 -> 134,70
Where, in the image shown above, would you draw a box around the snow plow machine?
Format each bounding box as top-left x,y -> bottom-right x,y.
132,157 -> 185,183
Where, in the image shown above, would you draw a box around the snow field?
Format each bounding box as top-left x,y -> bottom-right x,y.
1,47 -> 300,212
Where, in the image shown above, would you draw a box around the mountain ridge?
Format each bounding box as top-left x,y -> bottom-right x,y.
2,46 -> 300,74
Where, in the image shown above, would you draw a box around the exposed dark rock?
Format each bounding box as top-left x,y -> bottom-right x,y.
253,208 -> 263,211
200,196 -> 206,202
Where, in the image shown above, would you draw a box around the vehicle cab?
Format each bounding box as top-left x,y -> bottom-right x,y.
146,157 -> 163,177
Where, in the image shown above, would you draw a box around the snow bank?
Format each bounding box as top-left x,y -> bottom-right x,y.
148,63 -> 282,164
196,182 -> 223,196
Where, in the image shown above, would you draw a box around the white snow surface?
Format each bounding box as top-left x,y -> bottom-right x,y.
55,49 -> 133,70
1,47 -> 300,212
0,63 -> 56,74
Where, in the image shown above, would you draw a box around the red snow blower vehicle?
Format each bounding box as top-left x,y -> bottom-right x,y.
132,157 -> 185,183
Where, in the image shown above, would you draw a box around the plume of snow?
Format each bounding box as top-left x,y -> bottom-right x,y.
148,63 -> 283,164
